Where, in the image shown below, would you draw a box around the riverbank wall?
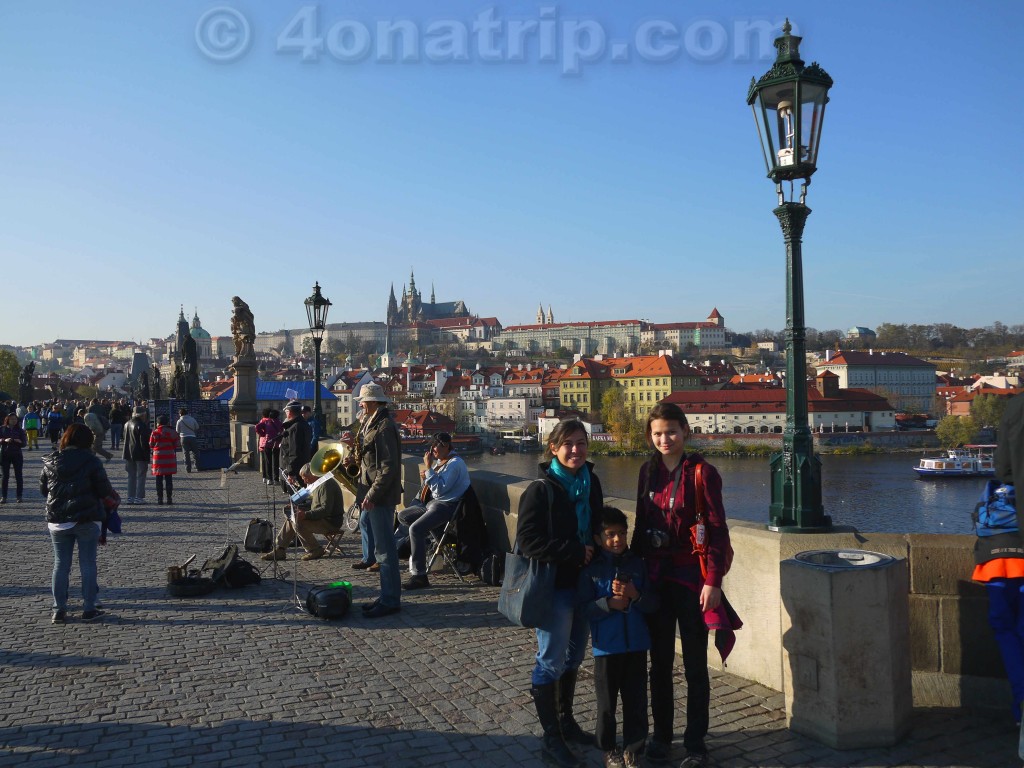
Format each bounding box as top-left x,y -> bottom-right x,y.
689,431 -> 941,452
411,459 -> 1007,715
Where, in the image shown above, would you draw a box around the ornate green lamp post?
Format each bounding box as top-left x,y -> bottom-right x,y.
747,20 -> 833,532
304,282 -> 332,445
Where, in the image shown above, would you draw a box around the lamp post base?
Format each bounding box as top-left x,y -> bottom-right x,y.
768,447 -> 832,532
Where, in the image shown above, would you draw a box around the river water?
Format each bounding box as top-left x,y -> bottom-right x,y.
462,451 -> 985,536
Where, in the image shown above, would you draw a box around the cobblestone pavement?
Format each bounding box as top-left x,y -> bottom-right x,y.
1,451 -> 1019,768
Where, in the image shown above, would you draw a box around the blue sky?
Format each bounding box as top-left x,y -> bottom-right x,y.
2,1 -> 1021,347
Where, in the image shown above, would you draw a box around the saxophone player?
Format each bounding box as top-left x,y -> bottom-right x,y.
342,384 -> 403,618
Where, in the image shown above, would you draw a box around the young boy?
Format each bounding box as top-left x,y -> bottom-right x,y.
577,506 -> 659,768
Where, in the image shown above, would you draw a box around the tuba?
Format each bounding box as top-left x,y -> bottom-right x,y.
309,441 -> 360,497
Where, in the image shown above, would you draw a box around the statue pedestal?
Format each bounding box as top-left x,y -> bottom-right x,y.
228,358 -> 258,426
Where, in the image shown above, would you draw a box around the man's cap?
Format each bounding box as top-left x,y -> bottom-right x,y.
284,400 -> 302,412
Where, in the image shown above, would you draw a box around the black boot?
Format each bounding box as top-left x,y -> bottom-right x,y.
557,670 -> 594,747
531,684 -> 583,768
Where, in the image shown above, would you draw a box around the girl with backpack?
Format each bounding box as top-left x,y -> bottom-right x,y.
631,403 -> 733,768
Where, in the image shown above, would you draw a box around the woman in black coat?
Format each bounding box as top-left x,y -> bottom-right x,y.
516,419 -> 604,768
41,424 -> 114,624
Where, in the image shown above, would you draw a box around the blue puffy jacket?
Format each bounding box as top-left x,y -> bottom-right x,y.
577,549 -> 659,657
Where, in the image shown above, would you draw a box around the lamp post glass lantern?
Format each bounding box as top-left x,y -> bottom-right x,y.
304,282 -> 331,442
747,20 -> 833,532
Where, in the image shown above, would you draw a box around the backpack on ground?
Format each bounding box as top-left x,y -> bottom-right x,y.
244,519 -> 274,553
479,552 -> 504,586
973,481 -> 1017,537
305,584 -> 351,620
202,544 -> 262,588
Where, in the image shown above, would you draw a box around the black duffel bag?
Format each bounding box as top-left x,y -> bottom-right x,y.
244,519 -> 274,553
305,585 -> 351,620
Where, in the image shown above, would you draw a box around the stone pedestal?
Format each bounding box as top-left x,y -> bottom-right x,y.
781,550 -> 912,749
228,358 -> 258,427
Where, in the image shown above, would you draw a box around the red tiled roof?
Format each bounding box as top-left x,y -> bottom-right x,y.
503,320 -> 641,332
663,385 -> 894,413
824,351 -> 932,367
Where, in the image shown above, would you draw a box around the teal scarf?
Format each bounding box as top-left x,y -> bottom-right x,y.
547,459 -> 592,545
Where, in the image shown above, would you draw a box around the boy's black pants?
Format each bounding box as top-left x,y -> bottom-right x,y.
594,649 -> 649,751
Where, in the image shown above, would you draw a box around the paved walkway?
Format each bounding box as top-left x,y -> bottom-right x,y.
0,450 -> 1019,768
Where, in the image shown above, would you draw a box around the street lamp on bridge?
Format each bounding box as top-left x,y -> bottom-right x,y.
304,282 -> 331,446
747,20 -> 833,532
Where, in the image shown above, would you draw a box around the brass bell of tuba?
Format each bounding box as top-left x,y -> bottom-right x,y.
309,441 -> 360,497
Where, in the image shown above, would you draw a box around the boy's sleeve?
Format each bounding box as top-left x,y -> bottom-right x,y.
576,565 -> 613,620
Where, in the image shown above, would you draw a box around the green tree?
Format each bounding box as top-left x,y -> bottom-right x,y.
971,393 -> 1008,428
75,384 -> 99,400
0,350 -> 20,397
601,388 -> 646,450
935,415 -> 978,449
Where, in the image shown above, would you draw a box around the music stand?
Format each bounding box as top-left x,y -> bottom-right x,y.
275,469 -> 306,612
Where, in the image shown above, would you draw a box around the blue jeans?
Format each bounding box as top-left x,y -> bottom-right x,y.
366,505 -> 400,608
532,586 -> 590,686
125,459 -> 147,500
398,498 -> 459,576
987,578 -> 1024,722
110,423 -> 123,449
359,508 -> 376,565
51,523 -> 100,612
180,436 -> 199,472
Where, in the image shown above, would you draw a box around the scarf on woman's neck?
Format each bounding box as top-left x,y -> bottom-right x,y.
547,459 -> 592,545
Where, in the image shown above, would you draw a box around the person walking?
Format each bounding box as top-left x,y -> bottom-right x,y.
175,407 -> 200,473
40,423 -> 114,623
22,405 -> 41,451
254,408 -> 282,485
109,400 -> 128,451
518,418 -> 604,768
632,403 -> 732,768
122,406 -> 151,504
46,404 -> 64,449
83,408 -> 113,461
1,413 -> 28,504
149,414 -> 180,505
342,384 -> 402,619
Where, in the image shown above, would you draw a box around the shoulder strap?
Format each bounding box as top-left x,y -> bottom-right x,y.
694,461 -> 707,521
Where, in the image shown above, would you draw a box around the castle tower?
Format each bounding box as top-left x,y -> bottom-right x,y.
537,303 -> 544,324
547,305 -> 554,325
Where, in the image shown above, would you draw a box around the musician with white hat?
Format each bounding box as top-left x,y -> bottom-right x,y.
344,383 -> 403,618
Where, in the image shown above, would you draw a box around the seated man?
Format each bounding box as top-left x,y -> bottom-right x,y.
397,432 -> 470,590
262,463 -> 344,562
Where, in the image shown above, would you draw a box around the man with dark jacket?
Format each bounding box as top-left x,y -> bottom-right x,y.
122,407 -> 151,504
279,400 -> 312,490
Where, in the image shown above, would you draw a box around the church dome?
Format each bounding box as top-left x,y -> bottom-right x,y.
190,327 -> 211,340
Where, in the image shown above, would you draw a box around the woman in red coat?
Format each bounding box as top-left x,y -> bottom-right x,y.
149,414 -> 181,505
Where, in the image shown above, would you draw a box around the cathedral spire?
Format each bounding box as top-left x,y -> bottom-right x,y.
547,305 -> 554,325
537,303 -> 544,324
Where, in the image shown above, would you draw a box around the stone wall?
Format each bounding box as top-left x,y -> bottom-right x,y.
424,459 -> 1008,711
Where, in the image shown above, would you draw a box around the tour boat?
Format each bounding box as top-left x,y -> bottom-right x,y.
913,444 -> 997,478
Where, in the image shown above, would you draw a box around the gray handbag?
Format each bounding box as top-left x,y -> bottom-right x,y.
497,481 -> 556,628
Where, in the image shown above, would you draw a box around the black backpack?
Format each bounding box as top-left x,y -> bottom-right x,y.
202,544 -> 261,588
244,519 -> 274,553
479,552 -> 504,586
305,585 -> 351,620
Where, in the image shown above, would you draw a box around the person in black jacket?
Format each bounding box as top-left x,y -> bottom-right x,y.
41,424 -> 114,623
122,406 -> 151,504
517,419 -> 604,768
279,400 -> 312,490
